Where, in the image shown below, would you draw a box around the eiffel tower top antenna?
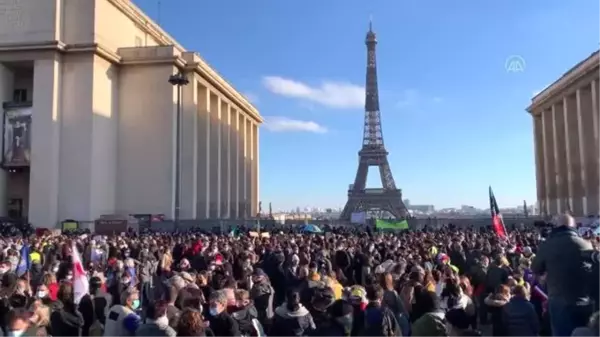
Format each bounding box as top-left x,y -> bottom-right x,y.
369,14 -> 373,31
157,0 -> 162,25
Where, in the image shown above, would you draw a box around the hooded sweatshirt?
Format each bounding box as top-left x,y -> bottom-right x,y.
270,303 -> 315,336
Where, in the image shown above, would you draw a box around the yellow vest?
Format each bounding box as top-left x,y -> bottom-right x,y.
29,251 -> 41,264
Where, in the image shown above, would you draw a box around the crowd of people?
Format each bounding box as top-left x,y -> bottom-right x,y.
0,213 -> 597,336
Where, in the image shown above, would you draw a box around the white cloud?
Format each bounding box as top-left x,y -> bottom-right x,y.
264,116 -> 328,133
262,76 -> 364,109
242,92 -> 259,104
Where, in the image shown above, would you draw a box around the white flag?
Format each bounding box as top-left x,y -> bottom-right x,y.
72,244 -> 89,304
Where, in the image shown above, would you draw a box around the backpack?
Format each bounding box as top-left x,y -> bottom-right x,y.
88,295 -> 104,336
424,312 -> 447,336
380,307 -> 402,337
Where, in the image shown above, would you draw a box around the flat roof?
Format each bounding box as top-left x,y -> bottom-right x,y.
527,50 -> 599,113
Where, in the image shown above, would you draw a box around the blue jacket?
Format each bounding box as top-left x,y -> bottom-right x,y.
502,296 -> 539,336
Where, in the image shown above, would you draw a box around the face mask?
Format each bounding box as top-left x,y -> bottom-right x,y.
132,299 -> 140,309
209,307 -> 218,316
122,279 -> 131,284
155,316 -> 169,326
37,290 -> 47,298
52,267 -> 59,273
0,268 -> 7,274
66,275 -> 73,280
9,330 -> 25,337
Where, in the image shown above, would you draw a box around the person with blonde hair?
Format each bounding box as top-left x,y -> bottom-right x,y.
324,271 -> 343,300
232,289 -> 259,336
28,299 -> 50,336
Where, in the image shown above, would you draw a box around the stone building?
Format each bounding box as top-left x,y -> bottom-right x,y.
0,0 -> 261,227
527,51 -> 599,216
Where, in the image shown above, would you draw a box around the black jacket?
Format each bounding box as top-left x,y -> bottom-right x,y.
207,311 -> 240,336
78,291 -> 111,335
49,303 -> 84,337
232,304 -> 258,336
532,226 -> 593,305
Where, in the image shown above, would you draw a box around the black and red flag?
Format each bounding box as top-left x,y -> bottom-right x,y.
489,186 -> 507,239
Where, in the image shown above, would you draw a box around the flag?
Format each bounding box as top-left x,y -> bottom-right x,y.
15,244 -> 30,277
72,243 -> 89,304
489,186 -> 507,238
375,219 -> 409,230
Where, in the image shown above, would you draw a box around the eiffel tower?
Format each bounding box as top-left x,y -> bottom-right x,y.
340,21 -> 409,220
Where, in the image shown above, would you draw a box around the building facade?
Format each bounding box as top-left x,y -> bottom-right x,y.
527,51 -> 599,216
0,0 -> 261,227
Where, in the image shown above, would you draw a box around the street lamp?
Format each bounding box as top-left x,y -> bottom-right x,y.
168,71 -> 189,230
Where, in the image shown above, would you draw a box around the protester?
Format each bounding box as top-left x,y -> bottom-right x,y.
0,216 -> 596,337
532,213 -> 595,336
135,300 -> 176,337
446,308 -> 482,336
502,284 -> 539,336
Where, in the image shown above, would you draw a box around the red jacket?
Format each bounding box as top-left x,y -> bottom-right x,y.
47,282 -> 59,301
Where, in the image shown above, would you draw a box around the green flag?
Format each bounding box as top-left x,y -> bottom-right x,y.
375,219 -> 409,230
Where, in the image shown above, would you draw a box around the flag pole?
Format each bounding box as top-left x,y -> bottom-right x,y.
489,186 -> 508,239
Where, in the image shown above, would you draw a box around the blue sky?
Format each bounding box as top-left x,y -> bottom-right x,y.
135,0 -> 599,210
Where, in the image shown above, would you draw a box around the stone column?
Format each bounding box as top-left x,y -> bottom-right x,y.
253,124 -> 259,216
565,93 -> 583,215
239,114 -> 247,218
533,115 -> 547,215
236,112 -> 243,218
576,88 -> 589,215
0,64 -> 13,217
29,57 -> 62,228
220,100 -> 230,218
196,86 -> 210,219
245,118 -> 253,217
551,104 -> 561,214
592,80 -> 600,214
209,93 -> 220,218
181,74 -> 198,219
541,110 -> 552,215
228,107 -> 238,218
555,99 -> 569,212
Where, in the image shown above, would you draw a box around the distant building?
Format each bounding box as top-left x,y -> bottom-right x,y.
409,204 -> 435,213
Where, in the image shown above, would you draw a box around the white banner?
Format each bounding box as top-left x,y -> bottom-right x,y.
350,211 -> 366,224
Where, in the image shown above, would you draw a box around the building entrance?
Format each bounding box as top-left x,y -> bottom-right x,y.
1,62 -> 33,221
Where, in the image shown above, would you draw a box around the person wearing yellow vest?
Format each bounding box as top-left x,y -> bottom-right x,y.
103,287 -> 141,336
29,250 -> 42,266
